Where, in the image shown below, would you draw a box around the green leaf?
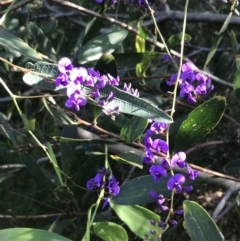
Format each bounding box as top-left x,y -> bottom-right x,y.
42,98 -> 76,125
230,30 -> 238,55
54,136 -> 116,145
19,152 -> 50,188
204,12 -> 232,69
23,62 -> 173,123
0,28 -> 42,61
234,57 -> 240,101
93,222 -> 128,241
110,151 -> 143,169
60,125 -> 78,176
223,159 -> 240,175
78,29 -> 128,64
111,204 -> 162,241
174,96 -> 226,151
94,52 -> 117,77
0,228 -> 72,241
120,116 -> 148,143
166,33 -> 191,49
29,22 -> 57,60
183,201 -> 224,241
0,112 -> 26,146
111,174 -> 201,205
82,16 -> 102,46
46,142 -> 64,186
213,52 -> 230,79
22,114 -> 36,132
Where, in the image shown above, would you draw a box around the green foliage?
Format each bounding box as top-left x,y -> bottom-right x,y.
183,201 -> 224,241
0,228 -> 72,241
93,221 -> 129,241
174,96 -> 226,151
111,204 -> 162,241
78,29 -> 129,64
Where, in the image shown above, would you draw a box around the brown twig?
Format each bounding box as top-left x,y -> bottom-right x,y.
0,0 -> 34,15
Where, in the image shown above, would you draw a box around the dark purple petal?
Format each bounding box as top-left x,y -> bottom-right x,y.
102,197 -> 110,209
166,73 -> 178,86
175,209 -> 183,215
167,174 -> 185,191
170,220 -> 177,226
56,73 -> 68,87
149,165 -> 167,182
150,190 -> 159,199
58,57 -> 73,74
152,139 -> 169,153
183,186 -> 193,192
144,136 -> 153,148
150,219 -> 156,225
182,62 -> 196,73
187,165 -> 199,180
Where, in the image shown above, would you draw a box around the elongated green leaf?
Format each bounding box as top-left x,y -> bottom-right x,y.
78,29 -> 128,64
223,159 -> 240,175
234,57 -> 240,101
120,116 -> 148,143
230,30 -> 238,55
29,22 -> 57,61
46,142 -> 64,186
53,136 -> 116,144
0,112 -> 26,146
213,52 -> 230,79
111,174 -> 200,205
174,96 -> 226,151
167,33 -> 191,49
0,228 -> 72,241
111,204 -> 162,241
204,12 -> 232,68
93,222 -> 128,241
110,151 -> 143,169
0,28 -> 42,61
183,201 -> 224,241
20,152 -> 50,188
42,98 -> 76,125
23,62 -> 173,123
60,125 -> 78,176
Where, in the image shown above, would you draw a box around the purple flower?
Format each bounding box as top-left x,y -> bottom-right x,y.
65,93 -> 87,111
151,139 -> 169,154
58,57 -> 73,74
183,186 -> 193,192
158,221 -> 167,230
161,157 -> 170,169
146,122 -> 168,136
70,67 -> 88,83
186,165 -> 198,180
92,88 -> 101,98
150,219 -> 156,225
142,148 -> 155,164
182,62 -> 196,73
170,152 -> 186,168
107,176 -> 120,196
166,73 -> 178,86
169,220 -> 177,226
149,165 -> 167,182
144,136 -> 153,148
56,73 -> 68,87
175,209 -> 183,215
167,174 -> 186,193
102,197 -> 110,209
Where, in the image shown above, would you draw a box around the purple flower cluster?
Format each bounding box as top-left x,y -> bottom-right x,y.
56,57 -> 120,112
167,62 -> 214,104
86,168 -> 120,208
142,121 -> 198,231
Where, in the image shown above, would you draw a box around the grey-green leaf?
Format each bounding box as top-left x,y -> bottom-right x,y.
183,201 -> 224,241
93,222 -> 128,241
78,29 -> 128,64
0,28 -> 42,61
